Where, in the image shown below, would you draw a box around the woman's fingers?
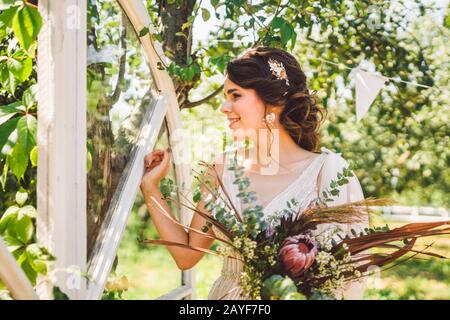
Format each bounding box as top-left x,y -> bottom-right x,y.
145,150 -> 162,161
161,149 -> 171,169
141,149 -> 171,188
144,149 -> 171,170
144,150 -> 164,167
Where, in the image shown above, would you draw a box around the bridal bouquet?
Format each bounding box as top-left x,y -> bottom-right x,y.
143,152 -> 450,300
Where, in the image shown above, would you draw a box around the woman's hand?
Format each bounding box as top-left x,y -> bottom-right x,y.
140,148 -> 171,193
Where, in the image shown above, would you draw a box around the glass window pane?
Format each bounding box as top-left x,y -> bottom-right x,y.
86,0 -> 183,299
116,121 -> 183,299
86,0 -> 159,256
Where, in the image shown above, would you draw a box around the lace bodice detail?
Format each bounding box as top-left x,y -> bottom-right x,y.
218,147 -> 331,224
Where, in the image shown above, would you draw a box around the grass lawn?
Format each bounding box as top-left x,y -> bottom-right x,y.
115,211 -> 222,299
115,213 -> 450,300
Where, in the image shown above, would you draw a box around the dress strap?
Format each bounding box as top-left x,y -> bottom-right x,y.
312,147 -> 340,196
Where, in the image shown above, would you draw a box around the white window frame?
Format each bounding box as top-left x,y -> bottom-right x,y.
37,0 -> 87,300
37,0 -> 195,300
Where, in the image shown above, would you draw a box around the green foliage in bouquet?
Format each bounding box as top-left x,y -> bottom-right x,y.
261,275 -> 306,300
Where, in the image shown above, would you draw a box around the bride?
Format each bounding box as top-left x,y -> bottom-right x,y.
140,46 -> 368,300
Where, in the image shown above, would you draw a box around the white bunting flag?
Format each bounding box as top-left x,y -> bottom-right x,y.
352,68 -> 388,122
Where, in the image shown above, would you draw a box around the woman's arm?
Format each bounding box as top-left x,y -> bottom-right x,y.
140,149 -> 223,270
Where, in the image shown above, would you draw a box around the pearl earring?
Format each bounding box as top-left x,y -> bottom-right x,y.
264,112 -> 276,124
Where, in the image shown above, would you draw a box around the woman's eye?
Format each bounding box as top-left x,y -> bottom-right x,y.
233,94 -> 240,100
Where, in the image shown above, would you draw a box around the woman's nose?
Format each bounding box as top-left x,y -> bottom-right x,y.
220,100 -> 232,113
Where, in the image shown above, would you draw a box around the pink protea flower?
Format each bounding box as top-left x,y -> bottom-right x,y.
278,234 -> 318,278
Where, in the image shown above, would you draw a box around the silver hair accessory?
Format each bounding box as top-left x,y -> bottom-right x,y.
268,57 -> 290,86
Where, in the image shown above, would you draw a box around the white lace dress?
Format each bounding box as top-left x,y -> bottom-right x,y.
207,147 -> 368,300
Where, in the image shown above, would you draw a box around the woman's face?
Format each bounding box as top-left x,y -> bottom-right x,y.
220,77 -> 267,133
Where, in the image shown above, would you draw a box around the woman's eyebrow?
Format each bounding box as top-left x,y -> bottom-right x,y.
224,88 -> 238,97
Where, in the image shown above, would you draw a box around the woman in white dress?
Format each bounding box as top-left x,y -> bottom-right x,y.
140,47 -> 368,300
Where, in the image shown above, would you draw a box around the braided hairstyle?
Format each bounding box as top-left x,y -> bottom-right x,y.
225,46 -> 326,152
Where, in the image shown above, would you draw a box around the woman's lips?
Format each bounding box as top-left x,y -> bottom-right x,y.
228,118 -> 240,128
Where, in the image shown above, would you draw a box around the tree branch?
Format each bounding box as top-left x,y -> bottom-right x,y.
182,84 -> 224,109
110,15 -> 127,106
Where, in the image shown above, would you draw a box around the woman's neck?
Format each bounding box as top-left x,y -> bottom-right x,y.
237,127 -> 316,175
255,126 -> 313,165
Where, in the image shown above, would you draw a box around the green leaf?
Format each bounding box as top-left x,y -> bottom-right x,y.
8,141 -> 28,181
445,13 -> 450,29
16,248 -> 27,264
290,29 -> 297,49
30,145 -> 37,167
201,8 -> 210,22
175,31 -> 187,39
0,62 -> 16,94
0,117 -> 19,161
7,54 -> 32,82
0,205 -> 19,232
193,188 -> 201,203
17,114 -> 37,154
0,101 -> 22,126
330,189 -> 340,196
138,26 -> 149,37
12,5 -> 42,52
185,64 -> 197,81
15,187 -> 28,206
25,243 -> 42,259
22,84 -> 37,110
209,55 -> 231,74
271,17 -> 284,29
181,21 -> 191,31
86,149 -> 92,173
0,6 -> 18,29
53,287 -> 70,300
26,244 -> 54,262
0,157 -> 9,190
14,215 -> 34,244
20,254 -> 37,283
1,234 -> 23,253
18,205 -> 36,219
26,244 -> 47,274
0,0 -> 19,10
280,22 -> 293,45
210,0 -> 220,8
29,258 -> 47,274
0,28 -> 6,43
87,79 -> 102,112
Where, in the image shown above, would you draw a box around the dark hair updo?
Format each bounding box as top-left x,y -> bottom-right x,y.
225,46 -> 326,152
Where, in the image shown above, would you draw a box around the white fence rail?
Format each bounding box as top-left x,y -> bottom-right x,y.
377,205 -> 449,222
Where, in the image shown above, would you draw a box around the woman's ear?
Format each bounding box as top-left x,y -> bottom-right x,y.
268,104 -> 283,117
